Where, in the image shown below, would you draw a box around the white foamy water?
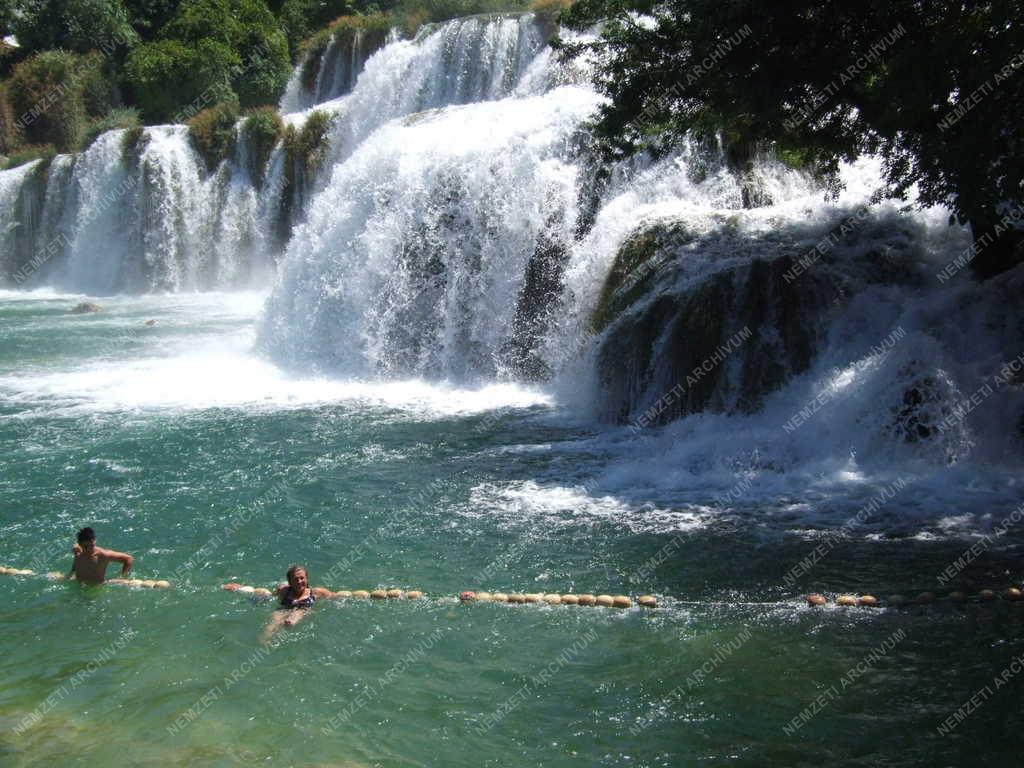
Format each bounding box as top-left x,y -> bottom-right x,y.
0,292 -> 551,418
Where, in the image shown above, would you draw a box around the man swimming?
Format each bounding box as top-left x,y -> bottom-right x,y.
68,527 -> 135,585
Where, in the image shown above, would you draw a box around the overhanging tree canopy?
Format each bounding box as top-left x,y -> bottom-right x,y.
558,0 -> 1024,278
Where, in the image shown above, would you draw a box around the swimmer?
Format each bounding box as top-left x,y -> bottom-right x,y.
261,565 -> 334,644
68,527 -> 134,585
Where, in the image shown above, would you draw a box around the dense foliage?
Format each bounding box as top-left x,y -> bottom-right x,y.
559,0 -> 1024,278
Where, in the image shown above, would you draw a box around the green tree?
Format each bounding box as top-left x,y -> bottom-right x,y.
125,38 -> 239,121
560,0 -> 1024,279
124,0 -> 291,121
12,0 -> 138,53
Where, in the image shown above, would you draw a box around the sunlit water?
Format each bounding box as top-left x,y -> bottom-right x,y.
1,292 -> 1022,768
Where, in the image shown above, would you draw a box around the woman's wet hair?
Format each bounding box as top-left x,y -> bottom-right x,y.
286,564 -> 307,583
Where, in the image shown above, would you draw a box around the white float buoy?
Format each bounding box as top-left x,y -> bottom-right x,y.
561,594 -> 579,605
577,594 -> 596,606
353,590 -> 370,599
637,595 -> 657,608
386,589 -> 403,599
595,595 -> 614,607
406,590 -> 424,600
612,595 -> 632,609
543,594 -> 561,605
370,589 -> 387,600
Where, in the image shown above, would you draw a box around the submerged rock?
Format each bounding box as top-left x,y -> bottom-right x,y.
69,302 -> 101,314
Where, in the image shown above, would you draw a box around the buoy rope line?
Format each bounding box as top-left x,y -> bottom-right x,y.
2,568 -> 1022,610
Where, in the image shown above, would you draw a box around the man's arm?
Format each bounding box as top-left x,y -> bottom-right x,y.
102,549 -> 134,577
67,543 -> 81,580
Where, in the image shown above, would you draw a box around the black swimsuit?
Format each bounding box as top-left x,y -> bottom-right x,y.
281,588 -> 316,609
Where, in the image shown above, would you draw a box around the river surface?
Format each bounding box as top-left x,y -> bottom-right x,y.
1,290 -> 1022,768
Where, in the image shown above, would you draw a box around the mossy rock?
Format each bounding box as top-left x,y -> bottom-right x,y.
241,108 -> 283,186
187,101 -> 240,173
591,222 -> 693,333
121,125 -> 149,169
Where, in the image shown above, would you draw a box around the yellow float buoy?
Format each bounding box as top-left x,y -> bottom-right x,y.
507,594 -> 525,604
595,595 -> 614,608
637,595 -> 657,608
475,592 -> 493,602
491,592 -> 508,602
887,594 -> 906,607
561,594 -> 579,605
353,590 -> 370,599
543,594 -> 561,605
836,595 -> 857,607
915,592 -> 936,605
979,589 -> 997,602
577,594 -> 596,606
46,572 -> 65,581
334,590 -> 353,598
155,580 -> 172,590
858,595 -> 879,608
806,593 -> 827,607
524,593 -> 542,604
406,590 -> 424,600
237,585 -> 255,594
948,591 -> 968,603
251,587 -> 270,597
370,589 -> 387,600
1003,587 -> 1022,602
612,595 -> 632,608
386,589 -> 403,599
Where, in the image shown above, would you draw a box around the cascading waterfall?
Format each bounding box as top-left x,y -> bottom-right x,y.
258,85 -> 598,379
0,10 -> 1020,475
0,13 -> 555,294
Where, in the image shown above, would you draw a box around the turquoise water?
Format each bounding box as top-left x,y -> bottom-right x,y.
1,291 -> 1022,767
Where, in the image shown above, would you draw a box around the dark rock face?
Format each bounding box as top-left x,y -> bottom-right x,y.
592,216 -> 919,426
69,302 -> 101,314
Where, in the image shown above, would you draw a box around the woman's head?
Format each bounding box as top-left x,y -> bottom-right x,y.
286,565 -> 308,591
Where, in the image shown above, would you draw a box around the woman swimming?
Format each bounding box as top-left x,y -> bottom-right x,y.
261,565 -> 334,644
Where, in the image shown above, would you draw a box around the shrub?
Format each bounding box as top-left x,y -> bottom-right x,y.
81,106 -> 141,150
241,106 -> 283,184
6,50 -> 113,151
297,12 -> 394,93
187,99 -> 240,171
280,0 -> 352,58
3,143 -> 57,170
120,123 -> 149,166
283,108 -> 333,177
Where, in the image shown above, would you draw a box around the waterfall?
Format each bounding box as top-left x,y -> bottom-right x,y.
0,10 -> 1021,472
0,160 -> 47,285
0,13 -> 556,295
258,85 -> 599,378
